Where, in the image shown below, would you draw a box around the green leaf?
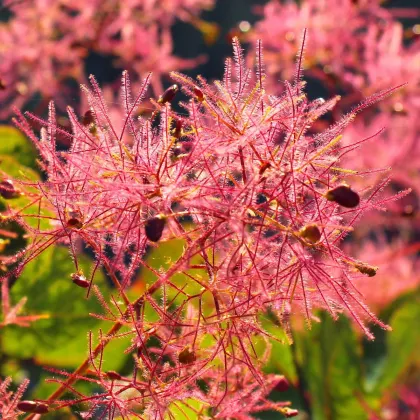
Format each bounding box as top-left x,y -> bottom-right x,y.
0,154 -> 50,230
132,238 -> 206,305
166,398 -> 207,419
259,315 -> 298,384
294,314 -> 367,420
0,154 -> 38,181
0,125 -> 38,170
2,245 -> 129,370
370,298 -> 420,394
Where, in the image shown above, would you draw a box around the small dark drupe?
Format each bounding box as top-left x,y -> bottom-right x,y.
145,216 -> 166,242
326,185 -> 360,208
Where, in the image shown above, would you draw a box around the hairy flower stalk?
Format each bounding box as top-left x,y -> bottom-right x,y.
3,35 -> 405,418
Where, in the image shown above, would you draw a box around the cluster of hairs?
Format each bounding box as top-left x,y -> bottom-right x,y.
0,36 -> 406,418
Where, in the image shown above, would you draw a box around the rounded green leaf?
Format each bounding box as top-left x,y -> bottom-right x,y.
0,125 -> 38,170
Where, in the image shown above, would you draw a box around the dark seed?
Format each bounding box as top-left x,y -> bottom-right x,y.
354,262 -> 378,277
145,216 -> 166,242
158,84 -> 179,105
173,118 -> 182,139
0,179 -> 20,199
17,401 -> 49,414
0,78 -> 6,90
193,86 -> 204,102
82,110 -> 95,126
326,185 -> 360,208
71,273 -> 90,288
299,224 -> 322,244
179,347 -> 196,364
256,193 -> 268,204
67,217 -> 83,229
106,370 -> 122,380
274,376 -> 289,392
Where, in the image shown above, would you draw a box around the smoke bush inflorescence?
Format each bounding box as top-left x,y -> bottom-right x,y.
1,35 -> 408,418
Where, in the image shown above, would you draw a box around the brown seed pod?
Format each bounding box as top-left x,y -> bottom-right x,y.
106,370 -> 123,380
179,347 -> 196,364
326,185 -> 360,208
274,376 -> 289,392
71,272 -> 90,288
158,84 -> 179,105
299,224 -> 322,244
17,400 -> 49,414
82,110 -> 95,126
66,217 -> 83,229
0,179 -> 21,199
354,262 -> 378,277
173,118 -> 183,139
193,86 -> 204,102
145,216 -> 166,242
256,193 -> 268,205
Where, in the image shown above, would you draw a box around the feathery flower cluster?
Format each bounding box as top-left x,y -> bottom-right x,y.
2,38 -> 403,417
0,376 -> 30,420
0,0 -> 215,117
250,0 -> 417,88
250,0 -> 420,306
